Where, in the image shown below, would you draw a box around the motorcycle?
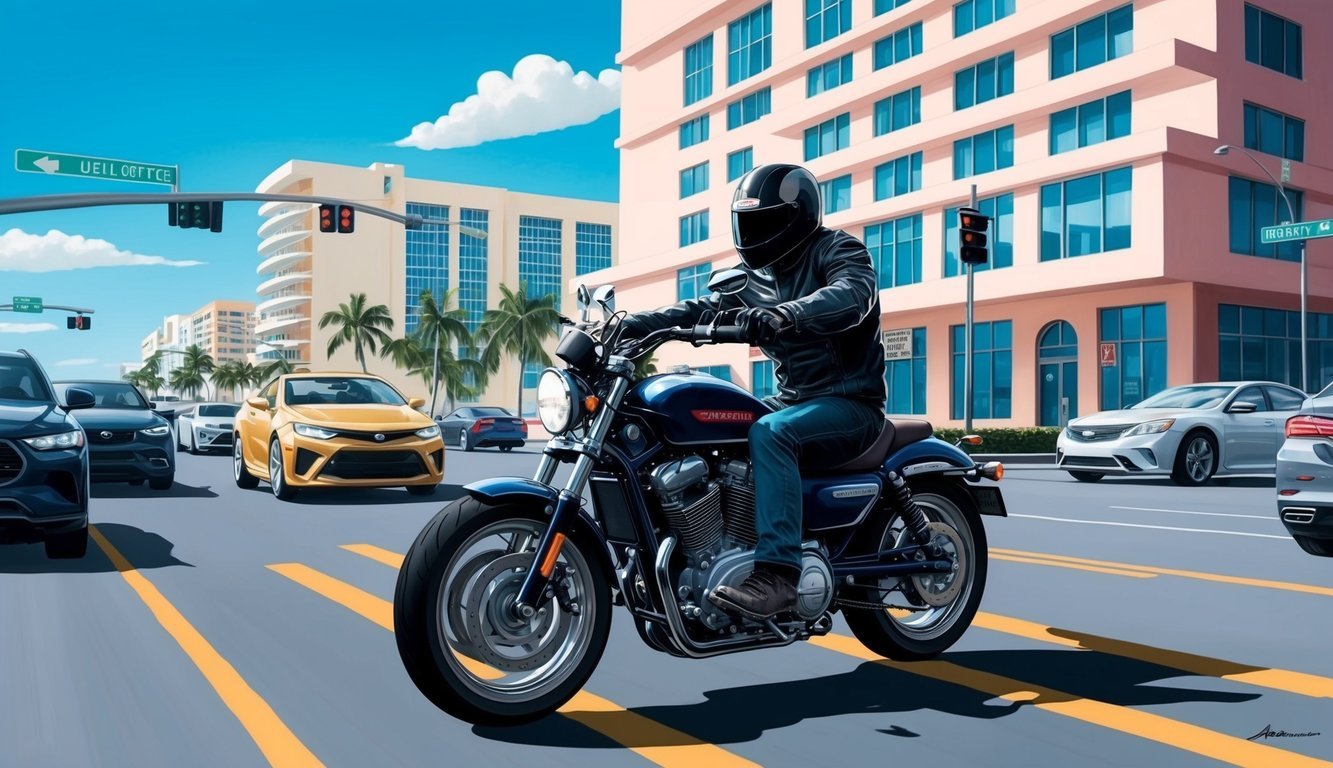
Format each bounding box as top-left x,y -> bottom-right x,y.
393,270 -> 1008,725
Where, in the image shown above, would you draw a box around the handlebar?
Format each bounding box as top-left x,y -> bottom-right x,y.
617,322 -> 748,358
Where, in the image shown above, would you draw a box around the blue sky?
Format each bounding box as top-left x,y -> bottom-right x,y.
0,0 -> 621,380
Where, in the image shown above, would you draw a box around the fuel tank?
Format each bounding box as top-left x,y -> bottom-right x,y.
624,373 -> 773,446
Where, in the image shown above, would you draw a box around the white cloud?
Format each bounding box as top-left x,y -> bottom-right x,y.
395,54 -> 621,150
0,229 -> 204,272
55,358 -> 97,367
0,322 -> 57,334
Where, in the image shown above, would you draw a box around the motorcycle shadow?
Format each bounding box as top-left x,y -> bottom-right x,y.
474,647 -> 1259,747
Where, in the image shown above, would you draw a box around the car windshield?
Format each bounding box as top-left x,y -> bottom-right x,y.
472,407 -> 512,417
1131,385 -> 1235,410
284,377 -> 405,406
55,382 -> 149,409
0,358 -> 54,403
198,404 -> 239,417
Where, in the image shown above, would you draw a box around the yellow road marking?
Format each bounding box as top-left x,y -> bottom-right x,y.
89,526 -> 323,768
811,634 -> 1331,767
990,553 -> 1156,579
993,548 -> 1333,597
972,612 -> 1333,699
339,543 -> 404,569
268,562 -> 757,768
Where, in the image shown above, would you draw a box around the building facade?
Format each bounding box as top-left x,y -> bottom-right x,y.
140,301 -> 257,394
254,160 -> 618,416
605,0 -> 1333,428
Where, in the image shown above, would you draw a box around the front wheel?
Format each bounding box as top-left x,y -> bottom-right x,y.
394,498 -> 611,725
269,439 -> 297,501
844,482 -> 988,661
1068,471 -> 1103,483
1172,431 -> 1217,486
234,438 -> 259,489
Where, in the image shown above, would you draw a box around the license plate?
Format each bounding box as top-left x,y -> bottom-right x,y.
970,485 -> 1008,517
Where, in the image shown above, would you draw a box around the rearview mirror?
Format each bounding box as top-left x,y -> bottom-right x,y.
576,285 -> 591,323
246,396 -> 269,411
707,268 -> 748,296
63,387 -> 96,411
1227,400 -> 1258,414
407,397 -> 426,410
592,284 -> 616,320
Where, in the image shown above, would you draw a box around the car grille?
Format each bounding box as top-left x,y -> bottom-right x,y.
88,430 -> 136,444
333,429 -> 420,443
1066,424 -> 1131,442
319,450 -> 426,480
0,441 -> 23,485
1061,455 -> 1121,468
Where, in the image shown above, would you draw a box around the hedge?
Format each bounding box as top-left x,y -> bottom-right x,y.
933,427 -> 1061,454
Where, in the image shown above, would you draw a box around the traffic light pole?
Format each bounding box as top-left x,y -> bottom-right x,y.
964,184 -> 977,434
0,304 -> 95,314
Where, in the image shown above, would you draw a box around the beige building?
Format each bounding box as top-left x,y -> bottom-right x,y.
253,160 -> 618,416
140,301 -> 257,394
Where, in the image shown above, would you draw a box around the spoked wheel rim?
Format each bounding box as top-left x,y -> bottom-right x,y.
460,432 -> 469,450
233,441 -> 244,480
877,495 -> 977,641
269,441 -> 284,496
437,520 -> 596,704
1185,437 -> 1213,483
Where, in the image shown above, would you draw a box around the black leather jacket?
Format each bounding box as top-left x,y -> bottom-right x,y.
622,228 -> 886,407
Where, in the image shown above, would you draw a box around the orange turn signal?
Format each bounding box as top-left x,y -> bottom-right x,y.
584,395 -> 600,413
960,435 -> 983,446
539,533 -> 567,578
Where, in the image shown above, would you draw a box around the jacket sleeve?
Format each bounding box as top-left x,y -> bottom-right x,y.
619,291 -> 730,336
776,234 -> 878,336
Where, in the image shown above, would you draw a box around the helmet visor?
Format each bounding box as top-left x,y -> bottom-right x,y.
732,202 -> 797,249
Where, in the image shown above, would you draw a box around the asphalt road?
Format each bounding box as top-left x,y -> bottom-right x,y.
3,445 -> 1332,768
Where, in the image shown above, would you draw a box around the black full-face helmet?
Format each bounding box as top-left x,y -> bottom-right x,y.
730,163 -> 822,270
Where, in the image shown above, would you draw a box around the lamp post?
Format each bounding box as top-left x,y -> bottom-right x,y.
1215,144 -> 1307,392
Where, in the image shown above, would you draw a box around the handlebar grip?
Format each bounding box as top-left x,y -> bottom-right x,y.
707,325 -> 748,344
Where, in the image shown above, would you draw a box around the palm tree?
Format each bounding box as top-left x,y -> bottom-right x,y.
318,293 -> 394,373
179,344 -> 216,400
633,352 -> 659,380
232,361 -> 262,398
382,335 -> 488,416
168,366 -> 206,401
260,357 -> 294,382
132,352 -> 166,398
383,336 -> 432,393
211,360 -> 260,402
414,289 -> 473,417
477,282 -> 561,416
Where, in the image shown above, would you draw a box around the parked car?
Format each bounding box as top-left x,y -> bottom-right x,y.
0,351 -> 95,558
233,372 -> 444,500
1056,381 -> 1307,486
53,380 -> 176,491
177,402 -> 239,454
436,406 -> 527,452
1276,381 -> 1333,556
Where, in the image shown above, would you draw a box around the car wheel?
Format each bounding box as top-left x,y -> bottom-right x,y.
269,439 -> 297,501
406,484 -> 437,497
1067,471 -> 1103,482
149,475 -> 174,491
460,431 -> 474,452
1294,535 -> 1333,557
234,438 -> 260,489
1172,430 -> 1217,486
44,526 -> 88,559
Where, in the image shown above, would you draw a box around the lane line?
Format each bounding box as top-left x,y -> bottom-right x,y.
993,548 -> 1333,597
990,553 -> 1156,579
1109,506 -> 1275,521
88,526 -> 324,768
972,612 -> 1333,699
810,634 -> 1332,768
268,562 -> 757,768
339,543 -> 404,569
1009,513 -> 1291,540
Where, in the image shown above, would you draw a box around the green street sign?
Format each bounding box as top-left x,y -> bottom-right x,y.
14,149 -> 177,187
1260,219 -> 1333,245
12,296 -> 42,313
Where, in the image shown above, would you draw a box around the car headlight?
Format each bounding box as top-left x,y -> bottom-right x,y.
293,423 -> 338,440
1122,418 -> 1175,437
21,430 -> 84,451
537,369 -> 581,435
414,424 -> 441,439
140,424 -> 172,437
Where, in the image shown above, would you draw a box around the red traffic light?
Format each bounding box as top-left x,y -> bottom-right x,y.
958,206 -> 990,266
66,315 -> 91,330
319,204 -> 337,233
337,205 -> 355,234
958,207 -> 990,233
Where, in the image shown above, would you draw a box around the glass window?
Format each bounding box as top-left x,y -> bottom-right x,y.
1040,167 -> 1134,261
574,221 -> 612,276
677,264 -> 711,301
0,359 -> 53,403
1228,176 -> 1304,262
728,4 -> 772,86
679,210 -> 710,247
944,192 -> 1014,276
807,53 -> 854,96
1050,4 -> 1133,79
955,52 -> 1013,110
950,320 -> 1012,419
1266,385 -> 1306,410
683,34 -> 714,106
679,162 -> 709,198
727,147 -> 754,182
692,365 -> 732,382
1099,304 -> 1167,409
1219,303 -> 1333,392
518,215 -> 562,311
806,0 -> 852,48
1244,102 -> 1305,162
875,0 -> 911,15
752,360 -> 777,399
874,152 -> 923,201
819,175 -> 852,214
953,125 -> 1014,179
954,0 -> 1014,38
678,115 -> 710,149
1246,4 -> 1301,77
803,112 -> 851,160
405,202 -> 450,335
874,22 -> 923,70
873,87 -> 921,136
284,377 -> 406,407
885,327 -> 927,415
727,87 -> 772,129
864,214 -> 923,289
457,210 -> 489,334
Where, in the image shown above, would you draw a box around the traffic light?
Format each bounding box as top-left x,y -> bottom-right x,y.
319,204 -> 337,233
958,207 -> 990,265
67,315 -> 91,331
170,201 -> 223,232
337,205 -> 354,233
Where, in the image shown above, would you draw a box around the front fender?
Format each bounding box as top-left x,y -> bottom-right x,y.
463,476 -> 613,566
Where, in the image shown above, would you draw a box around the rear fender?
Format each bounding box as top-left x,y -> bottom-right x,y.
884,437 -> 974,477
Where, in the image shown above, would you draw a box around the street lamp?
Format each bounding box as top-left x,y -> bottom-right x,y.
1215,144 -> 1308,392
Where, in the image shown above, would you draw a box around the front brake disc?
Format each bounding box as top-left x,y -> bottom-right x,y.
462,553 -> 568,673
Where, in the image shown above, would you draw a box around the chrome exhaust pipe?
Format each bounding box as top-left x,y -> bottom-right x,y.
1283,508 -> 1316,524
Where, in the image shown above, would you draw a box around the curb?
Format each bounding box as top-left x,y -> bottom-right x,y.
967,453 -> 1057,465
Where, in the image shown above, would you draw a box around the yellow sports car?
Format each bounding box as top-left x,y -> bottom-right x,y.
233,372 -> 444,500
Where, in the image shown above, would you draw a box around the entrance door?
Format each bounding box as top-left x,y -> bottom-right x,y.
1038,321 -> 1079,427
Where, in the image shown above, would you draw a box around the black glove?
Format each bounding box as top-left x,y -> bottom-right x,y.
736,307 -> 789,346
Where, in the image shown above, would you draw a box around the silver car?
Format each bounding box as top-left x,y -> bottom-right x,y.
176,402 -> 239,454
1276,381 -> 1333,556
1056,381 -> 1307,486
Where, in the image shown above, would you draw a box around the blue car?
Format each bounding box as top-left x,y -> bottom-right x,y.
436,406 -> 527,452
0,350 -> 96,558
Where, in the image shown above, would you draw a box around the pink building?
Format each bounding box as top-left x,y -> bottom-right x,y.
598,0 -> 1333,428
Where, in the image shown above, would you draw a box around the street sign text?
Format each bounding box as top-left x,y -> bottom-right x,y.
1260,219 -> 1333,245
11,296 -> 42,313
15,149 -> 177,187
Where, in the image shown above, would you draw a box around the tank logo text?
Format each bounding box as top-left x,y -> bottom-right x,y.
691,410 -> 757,423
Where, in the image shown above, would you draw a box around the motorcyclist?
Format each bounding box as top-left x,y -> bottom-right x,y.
618,163 -> 886,620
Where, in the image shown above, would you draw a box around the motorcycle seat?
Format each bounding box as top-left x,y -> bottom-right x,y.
814,417 -> 934,473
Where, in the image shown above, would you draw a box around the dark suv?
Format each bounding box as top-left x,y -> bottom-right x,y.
54,380 -> 175,490
0,350 -> 96,558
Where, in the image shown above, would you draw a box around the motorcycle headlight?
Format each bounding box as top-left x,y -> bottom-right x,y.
140,424 -> 171,437
22,430 -> 84,451
1122,418 -> 1175,437
293,423 -> 337,440
414,424 -> 441,439
537,369 -> 582,435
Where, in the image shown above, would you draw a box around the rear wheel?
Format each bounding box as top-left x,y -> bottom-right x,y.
269,439 -> 297,501
1172,431 -> 1217,486
1068,471 -> 1104,483
234,438 -> 259,489
45,526 -> 88,559
1294,535 -> 1333,557
844,482 -> 988,661
460,431 -> 474,452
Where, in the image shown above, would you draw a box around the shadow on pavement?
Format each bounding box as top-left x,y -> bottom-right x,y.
91,481 -> 220,500
475,649 -> 1259,748
280,483 -> 469,506
1016,471 -> 1276,489
0,523 -> 192,574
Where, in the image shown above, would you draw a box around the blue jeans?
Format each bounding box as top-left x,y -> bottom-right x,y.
748,397 -> 885,570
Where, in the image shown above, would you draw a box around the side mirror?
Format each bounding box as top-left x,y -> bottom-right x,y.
63,387 -> 96,410
148,401 -> 158,409
246,396 -> 270,411
407,397 -> 426,410
707,268 -> 749,296
1227,400 -> 1258,414
592,284 -> 616,320
576,285 -> 591,324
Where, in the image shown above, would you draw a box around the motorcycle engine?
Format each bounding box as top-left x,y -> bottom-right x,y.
648,456 -> 833,631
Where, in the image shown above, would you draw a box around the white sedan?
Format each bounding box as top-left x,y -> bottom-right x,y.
176,402 -> 240,454
1056,381 -> 1307,486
